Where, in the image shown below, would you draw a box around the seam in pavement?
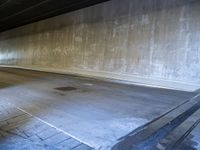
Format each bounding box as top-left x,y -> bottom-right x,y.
5,103 -> 95,149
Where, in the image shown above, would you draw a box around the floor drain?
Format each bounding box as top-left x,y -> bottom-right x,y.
55,86 -> 77,91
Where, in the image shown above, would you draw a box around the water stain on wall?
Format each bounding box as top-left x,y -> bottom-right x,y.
0,0 -> 200,89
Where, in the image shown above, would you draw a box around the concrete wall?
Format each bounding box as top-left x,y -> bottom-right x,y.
0,0 -> 200,91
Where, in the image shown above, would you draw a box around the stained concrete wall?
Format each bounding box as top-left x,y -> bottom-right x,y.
0,0 -> 200,91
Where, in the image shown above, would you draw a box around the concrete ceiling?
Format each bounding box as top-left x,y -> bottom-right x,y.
0,0 -> 109,32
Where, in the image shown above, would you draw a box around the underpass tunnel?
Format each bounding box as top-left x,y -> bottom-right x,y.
0,0 -> 200,150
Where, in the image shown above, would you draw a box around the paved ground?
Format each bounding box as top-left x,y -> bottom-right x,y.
112,93 -> 200,150
0,102 -> 93,150
0,68 -> 196,149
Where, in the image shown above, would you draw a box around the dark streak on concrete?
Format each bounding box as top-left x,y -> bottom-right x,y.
55,86 -> 77,92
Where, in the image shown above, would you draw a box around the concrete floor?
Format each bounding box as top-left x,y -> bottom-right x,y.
0,102 -> 93,150
0,68 -> 196,149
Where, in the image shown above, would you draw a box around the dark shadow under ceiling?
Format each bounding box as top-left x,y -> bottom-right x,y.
0,0 -> 109,32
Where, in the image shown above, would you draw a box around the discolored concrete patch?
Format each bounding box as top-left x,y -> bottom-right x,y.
55,86 -> 77,92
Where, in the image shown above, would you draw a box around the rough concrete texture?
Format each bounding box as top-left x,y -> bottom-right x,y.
182,120 -> 200,150
0,68 -> 196,149
112,93 -> 200,150
0,0 -> 199,91
0,102 -> 93,150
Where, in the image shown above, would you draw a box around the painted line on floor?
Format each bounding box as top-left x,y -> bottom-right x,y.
9,104 -> 95,149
